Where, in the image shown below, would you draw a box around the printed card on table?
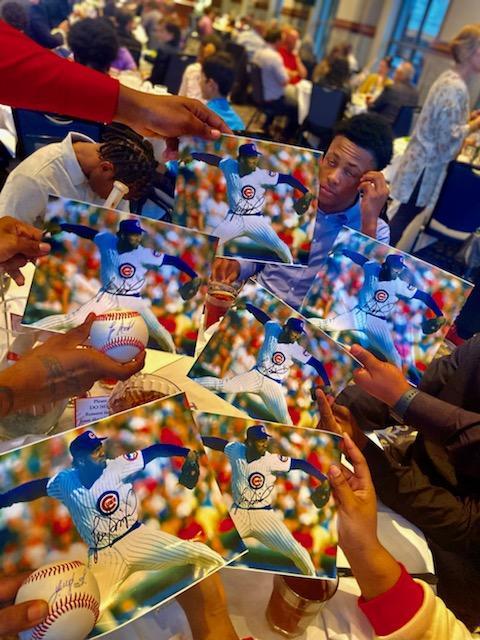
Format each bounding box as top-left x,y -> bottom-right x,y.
21,196 -> 218,361
194,412 -> 341,580
0,394 -> 246,637
174,133 -> 321,265
300,227 -> 473,381
187,282 -> 358,428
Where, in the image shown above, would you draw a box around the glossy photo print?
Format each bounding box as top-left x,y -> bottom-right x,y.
21,196 -> 218,358
0,394 -> 246,637
174,133 -> 321,265
194,412 -> 341,580
188,283 -> 358,428
301,227 -> 473,381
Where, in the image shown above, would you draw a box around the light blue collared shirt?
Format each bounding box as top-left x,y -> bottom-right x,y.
239,198 -> 390,310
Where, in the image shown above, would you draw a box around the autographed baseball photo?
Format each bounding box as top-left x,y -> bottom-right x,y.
21,196 -> 218,358
0,394 -> 246,637
301,228 -> 473,380
174,133 -> 320,265
188,283 -> 357,427
193,413 -> 341,580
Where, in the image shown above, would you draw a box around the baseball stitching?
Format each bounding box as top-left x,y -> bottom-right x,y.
22,561 -> 85,585
31,594 -> 100,640
100,337 -> 145,353
94,311 -> 140,321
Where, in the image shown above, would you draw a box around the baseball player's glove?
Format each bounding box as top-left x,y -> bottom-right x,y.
179,277 -> 203,301
293,192 -> 314,217
178,452 -> 200,489
310,482 -> 331,509
421,316 -> 446,335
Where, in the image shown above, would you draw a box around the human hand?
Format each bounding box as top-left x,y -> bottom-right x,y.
358,171 -> 389,238
0,217 -> 50,285
314,388 -> 368,450
0,573 -> 48,637
350,344 -> 410,407
115,88 -> 232,157
176,573 -> 239,640
211,257 -> 241,285
468,114 -> 480,133
1,314 -> 145,416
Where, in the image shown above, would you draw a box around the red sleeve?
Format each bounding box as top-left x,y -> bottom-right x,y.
358,563 -> 425,636
0,21 -> 119,122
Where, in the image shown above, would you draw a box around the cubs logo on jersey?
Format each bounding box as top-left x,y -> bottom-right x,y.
374,289 -> 389,303
272,351 -> 286,365
278,455 -> 288,462
97,490 -> 120,515
241,185 -> 256,200
119,263 -> 136,279
123,452 -> 139,461
248,472 -> 265,490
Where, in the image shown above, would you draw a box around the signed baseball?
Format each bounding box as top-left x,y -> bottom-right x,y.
15,560 -> 100,640
89,309 -> 148,363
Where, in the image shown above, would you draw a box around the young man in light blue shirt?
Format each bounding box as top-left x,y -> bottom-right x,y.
210,113 -> 394,312
201,52 -> 245,132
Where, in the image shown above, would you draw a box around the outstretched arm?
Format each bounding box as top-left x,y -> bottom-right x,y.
162,254 -> 198,279
191,152 -> 222,167
413,290 -> 443,317
290,458 -> 327,482
59,223 -> 98,241
277,174 -> 308,194
0,478 -> 49,508
342,249 -> 369,267
306,356 -> 330,388
201,436 -> 228,452
245,302 -> 271,325
142,443 -> 191,465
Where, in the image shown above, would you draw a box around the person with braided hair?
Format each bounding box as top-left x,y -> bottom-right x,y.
0,123 -> 158,228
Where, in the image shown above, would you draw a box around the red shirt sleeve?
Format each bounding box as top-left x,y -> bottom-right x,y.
358,563 -> 425,636
0,21 -> 119,122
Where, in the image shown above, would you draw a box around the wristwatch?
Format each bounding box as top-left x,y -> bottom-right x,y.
390,388 -> 420,424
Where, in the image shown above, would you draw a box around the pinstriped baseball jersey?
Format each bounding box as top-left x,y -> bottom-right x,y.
219,158 -> 279,215
225,441 -> 291,508
358,262 -> 418,316
46,450 -> 145,549
256,321 -> 311,381
94,231 -> 165,295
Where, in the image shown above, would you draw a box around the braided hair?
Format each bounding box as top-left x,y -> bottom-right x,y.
99,123 -> 158,200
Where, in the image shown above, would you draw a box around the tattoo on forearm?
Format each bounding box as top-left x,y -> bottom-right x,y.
38,356 -> 80,399
0,386 -> 14,417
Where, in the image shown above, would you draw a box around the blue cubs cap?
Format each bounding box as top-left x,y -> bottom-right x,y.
70,430 -> 107,459
119,219 -> 145,235
246,425 -> 272,441
238,143 -> 262,157
385,254 -> 405,269
285,317 -> 305,334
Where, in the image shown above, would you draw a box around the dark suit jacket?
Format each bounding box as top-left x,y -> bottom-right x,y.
369,80 -> 419,126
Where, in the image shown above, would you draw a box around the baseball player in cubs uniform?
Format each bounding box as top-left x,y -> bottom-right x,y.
194,303 -> 331,424
0,430 -> 224,610
181,143 -> 312,263
202,424 -> 327,576
307,251 -> 444,367
36,218 -> 201,352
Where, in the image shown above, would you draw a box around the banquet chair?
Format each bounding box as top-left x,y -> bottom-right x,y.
13,109 -> 103,159
245,63 -> 278,130
392,105 -> 421,138
411,160 -> 480,277
300,84 -> 349,150
164,53 -> 196,95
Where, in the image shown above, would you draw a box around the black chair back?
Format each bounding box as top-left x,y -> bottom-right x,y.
13,109 -> 103,159
164,54 -> 197,95
306,84 -> 348,131
392,105 -> 420,138
249,64 -> 265,106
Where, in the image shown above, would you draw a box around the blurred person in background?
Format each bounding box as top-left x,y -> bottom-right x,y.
141,0 -> 163,49
197,6 -> 215,38
67,17 -> 120,74
1,1 -> 28,32
201,52 -> 244,131
357,56 -> 393,97
312,44 -> 344,85
367,61 -> 418,127
114,9 -> 142,65
179,34 -> 222,101
147,20 -> 181,86
235,17 -> 265,61
27,0 -> 68,49
389,24 -> 480,246
313,55 -> 351,97
278,27 -> 307,94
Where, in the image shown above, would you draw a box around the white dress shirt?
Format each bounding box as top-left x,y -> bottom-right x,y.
252,45 -> 288,102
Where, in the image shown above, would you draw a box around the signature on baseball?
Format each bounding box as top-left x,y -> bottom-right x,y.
50,567 -> 88,606
106,317 -> 136,344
